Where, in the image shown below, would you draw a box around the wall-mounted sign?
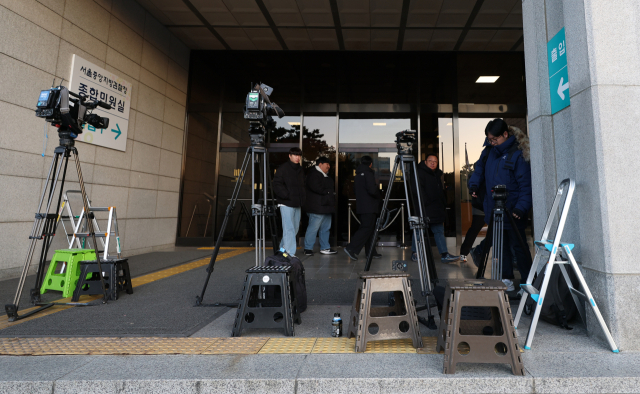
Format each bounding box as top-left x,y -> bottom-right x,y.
548,28 -> 570,114
69,55 -> 131,151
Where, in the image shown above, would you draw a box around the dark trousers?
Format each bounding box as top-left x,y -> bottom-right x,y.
502,226 -> 531,281
460,214 -> 486,256
347,213 -> 378,255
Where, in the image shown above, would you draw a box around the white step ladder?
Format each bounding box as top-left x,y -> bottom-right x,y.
513,179 -> 618,352
58,190 -> 121,260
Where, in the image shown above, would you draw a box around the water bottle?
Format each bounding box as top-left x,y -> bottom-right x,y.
336,313 -> 342,337
332,313 -> 340,337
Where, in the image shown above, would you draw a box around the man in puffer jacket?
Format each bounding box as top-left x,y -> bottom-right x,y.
468,119 -> 532,292
273,147 -> 306,256
303,157 -> 336,256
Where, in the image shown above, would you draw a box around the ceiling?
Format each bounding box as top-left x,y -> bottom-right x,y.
136,0 -> 523,51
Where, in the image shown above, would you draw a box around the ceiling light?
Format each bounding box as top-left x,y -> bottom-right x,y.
373,123 -> 386,126
288,122 -> 300,126
446,122 -> 452,126
476,76 -> 500,83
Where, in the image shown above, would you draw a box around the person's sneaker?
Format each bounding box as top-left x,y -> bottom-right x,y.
304,249 -> 314,256
320,249 -> 337,255
502,279 -> 515,292
441,253 -> 461,264
460,254 -> 468,263
411,252 -> 418,262
470,246 -> 482,268
344,248 -> 358,261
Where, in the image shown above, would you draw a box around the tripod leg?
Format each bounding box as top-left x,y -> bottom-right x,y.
196,147 -> 252,305
72,148 -> 109,303
364,157 -> 398,271
265,155 -> 280,253
476,215 -> 493,279
492,213 -> 503,281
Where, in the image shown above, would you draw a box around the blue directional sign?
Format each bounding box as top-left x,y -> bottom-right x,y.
548,28 -> 570,114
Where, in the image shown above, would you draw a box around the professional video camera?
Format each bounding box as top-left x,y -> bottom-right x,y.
243,83 -> 285,145
395,129 -> 416,155
36,85 -> 110,145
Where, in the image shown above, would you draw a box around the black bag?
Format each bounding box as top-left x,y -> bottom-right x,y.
525,265 -> 579,329
265,253 -> 307,313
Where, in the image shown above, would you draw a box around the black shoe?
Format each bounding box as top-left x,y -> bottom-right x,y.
370,252 -> 382,259
304,249 -> 314,256
320,249 -> 337,255
344,248 -> 358,261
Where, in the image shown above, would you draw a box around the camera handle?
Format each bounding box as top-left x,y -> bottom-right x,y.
5,139 -> 110,321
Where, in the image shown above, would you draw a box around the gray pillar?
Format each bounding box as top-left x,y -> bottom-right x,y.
523,0 -> 640,350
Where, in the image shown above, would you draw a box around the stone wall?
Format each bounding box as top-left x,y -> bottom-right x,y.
522,0 -> 640,350
0,0 -> 190,279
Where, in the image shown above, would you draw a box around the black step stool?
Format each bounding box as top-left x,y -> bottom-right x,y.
72,258 -> 133,301
232,265 -> 300,337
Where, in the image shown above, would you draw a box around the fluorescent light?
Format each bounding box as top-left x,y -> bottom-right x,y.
476,76 -> 500,83
373,123 -> 386,126
288,122 -> 300,126
446,122 -> 452,126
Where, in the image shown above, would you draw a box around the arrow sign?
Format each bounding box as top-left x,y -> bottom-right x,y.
557,77 -> 569,100
111,124 -> 121,140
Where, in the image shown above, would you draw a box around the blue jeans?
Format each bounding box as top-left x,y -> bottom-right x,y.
304,213 -> 331,250
279,206 -> 301,255
412,223 -> 449,255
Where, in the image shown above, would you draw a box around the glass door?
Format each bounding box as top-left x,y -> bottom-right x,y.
337,117 -> 413,246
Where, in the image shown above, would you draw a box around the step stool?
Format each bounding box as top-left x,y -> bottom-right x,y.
232,265 -> 300,337
436,279 -> 524,375
40,249 -> 96,298
347,272 -> 422,352
71,258 -> 133,301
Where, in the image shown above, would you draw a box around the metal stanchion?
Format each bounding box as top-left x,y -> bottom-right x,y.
347,203 -> 351,244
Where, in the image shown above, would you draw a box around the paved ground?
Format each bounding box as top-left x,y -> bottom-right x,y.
1,245 -> 635,393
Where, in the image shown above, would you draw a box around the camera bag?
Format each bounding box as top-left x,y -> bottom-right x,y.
525,264 -> 578,329
264,252 -> 307,313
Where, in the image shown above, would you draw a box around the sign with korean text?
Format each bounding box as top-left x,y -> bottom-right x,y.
548,28 -> 570,114
69,55 -> 131,151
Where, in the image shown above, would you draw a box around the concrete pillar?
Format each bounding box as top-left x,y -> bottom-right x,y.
523,0 -> 640,350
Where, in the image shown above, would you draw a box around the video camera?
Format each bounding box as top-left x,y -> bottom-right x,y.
244,83 -> 285,145
36,85 -> 110,141
491,184 -> 508,206
395,129 -> 416,155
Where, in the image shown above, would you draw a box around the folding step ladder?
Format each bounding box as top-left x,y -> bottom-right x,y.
58,190 -> 121,260
513,179 -> 618,352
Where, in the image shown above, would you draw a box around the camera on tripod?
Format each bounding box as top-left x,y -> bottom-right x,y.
244,83 -> 285,146
36,85 -> 110,143
395,129 -> 416,155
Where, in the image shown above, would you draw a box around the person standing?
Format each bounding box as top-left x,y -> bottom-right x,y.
468,118 -> 532,291
412,154 -> 461,263
273,147 -> 306,257
344,156 -> 381,261
303,157 -> 337,256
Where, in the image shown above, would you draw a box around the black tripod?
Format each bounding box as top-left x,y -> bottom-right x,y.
363,131 -> 438,329
195,132 -> 279,307
5,130 -> 109,321
475,186 -> 532,281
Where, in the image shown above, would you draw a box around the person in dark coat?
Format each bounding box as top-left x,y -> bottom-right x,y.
344,156 -> 381,261
303,157 -> 337,256
468,118 -> 532,291
273,147 -> 306,256
411,154 -> 461,263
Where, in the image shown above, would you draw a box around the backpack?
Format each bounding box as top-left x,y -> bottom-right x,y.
469,144 -> 521,211
525,264 -> 579,329
264,252 -> 307,313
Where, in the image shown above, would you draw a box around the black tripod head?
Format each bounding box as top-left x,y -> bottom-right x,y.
491,184 -> 508,209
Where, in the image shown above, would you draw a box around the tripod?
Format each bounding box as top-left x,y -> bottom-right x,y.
5,130 -> 109,321
195,132 -> 279,307
475,189 -> 531,281
363,135 -> 439,329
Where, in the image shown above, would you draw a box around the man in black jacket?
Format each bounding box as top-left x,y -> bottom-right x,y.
344,156 -> 381,261
303,157 -> 337,256
273,147 -> 306,256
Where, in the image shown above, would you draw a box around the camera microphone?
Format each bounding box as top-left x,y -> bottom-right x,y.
97,100 -> 111,110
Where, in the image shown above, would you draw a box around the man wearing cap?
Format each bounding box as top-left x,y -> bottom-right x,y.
273,147 -> 306,257
303,157 -> 337,256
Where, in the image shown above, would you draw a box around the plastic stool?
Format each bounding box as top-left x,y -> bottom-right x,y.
40,249 -> 96,298
232,266 -> 299,337
71,259 -> 133,301
436,279 -> 524,375
347,272 -> 422,352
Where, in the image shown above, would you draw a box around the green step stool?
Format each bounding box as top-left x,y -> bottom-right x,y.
40,249 -> 97,298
